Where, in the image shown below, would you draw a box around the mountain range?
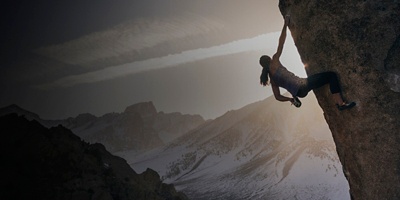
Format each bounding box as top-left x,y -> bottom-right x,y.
0,102 -> 205,153
0,93 -> 350,199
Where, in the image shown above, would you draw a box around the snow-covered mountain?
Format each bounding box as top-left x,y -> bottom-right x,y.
117,93 -> 350,200
0,102 -> 205,153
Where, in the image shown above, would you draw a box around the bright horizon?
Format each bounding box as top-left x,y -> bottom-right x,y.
36,31 -> 306,90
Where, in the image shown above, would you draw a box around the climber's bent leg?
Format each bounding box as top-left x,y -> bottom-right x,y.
306,71 -> 341,94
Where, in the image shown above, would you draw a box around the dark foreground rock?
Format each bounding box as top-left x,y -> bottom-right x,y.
278,1 -> 400,199
0,114 -> 188,200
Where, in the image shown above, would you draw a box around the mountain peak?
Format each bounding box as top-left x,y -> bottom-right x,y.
0,104 -> 40,120
0,104 -> 27,113
124,101 -> 157,117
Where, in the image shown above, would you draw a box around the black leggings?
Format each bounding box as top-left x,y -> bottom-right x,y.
296,72 -> 341,98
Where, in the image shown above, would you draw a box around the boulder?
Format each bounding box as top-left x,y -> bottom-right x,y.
278,1 -> 400,199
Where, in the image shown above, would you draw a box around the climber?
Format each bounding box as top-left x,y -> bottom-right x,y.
259,15 -> 355,111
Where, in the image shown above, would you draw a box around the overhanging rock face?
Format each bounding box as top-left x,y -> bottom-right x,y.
278,1 -> 400,199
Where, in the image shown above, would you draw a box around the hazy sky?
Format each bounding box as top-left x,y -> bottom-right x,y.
1,0 -> 306,120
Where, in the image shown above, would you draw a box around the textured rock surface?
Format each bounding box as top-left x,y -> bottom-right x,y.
278,1 -> 400,199
0,114 -> 188,200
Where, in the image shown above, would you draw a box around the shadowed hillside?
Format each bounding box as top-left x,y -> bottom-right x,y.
0,114 -> 187,200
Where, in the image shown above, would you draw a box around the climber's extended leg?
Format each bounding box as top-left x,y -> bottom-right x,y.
306,72 -> 356,110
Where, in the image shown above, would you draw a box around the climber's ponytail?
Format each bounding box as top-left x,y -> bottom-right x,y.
259,55 -> 271,86
260,66 -> 269,86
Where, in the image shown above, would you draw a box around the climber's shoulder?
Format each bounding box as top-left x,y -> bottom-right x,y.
272,53 -> 280,60
269,55 -> 281,70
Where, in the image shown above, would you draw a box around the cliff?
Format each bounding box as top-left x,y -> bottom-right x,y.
278,1 -> 400,199
0,114 -> 188,200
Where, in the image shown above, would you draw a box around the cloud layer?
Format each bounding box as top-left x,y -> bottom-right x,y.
35,13 -> 225,67
35,32 -> 283,89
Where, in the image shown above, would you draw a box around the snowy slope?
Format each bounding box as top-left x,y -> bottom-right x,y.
116,93 -> 350,200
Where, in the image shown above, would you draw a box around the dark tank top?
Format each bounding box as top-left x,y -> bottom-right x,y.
271,66 -> 306,96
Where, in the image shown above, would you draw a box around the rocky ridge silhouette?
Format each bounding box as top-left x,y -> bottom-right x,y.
0,102 -> 205,153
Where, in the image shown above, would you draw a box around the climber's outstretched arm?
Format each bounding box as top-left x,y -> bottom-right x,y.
273,16 -> 290,60
271,82 -> 292,102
